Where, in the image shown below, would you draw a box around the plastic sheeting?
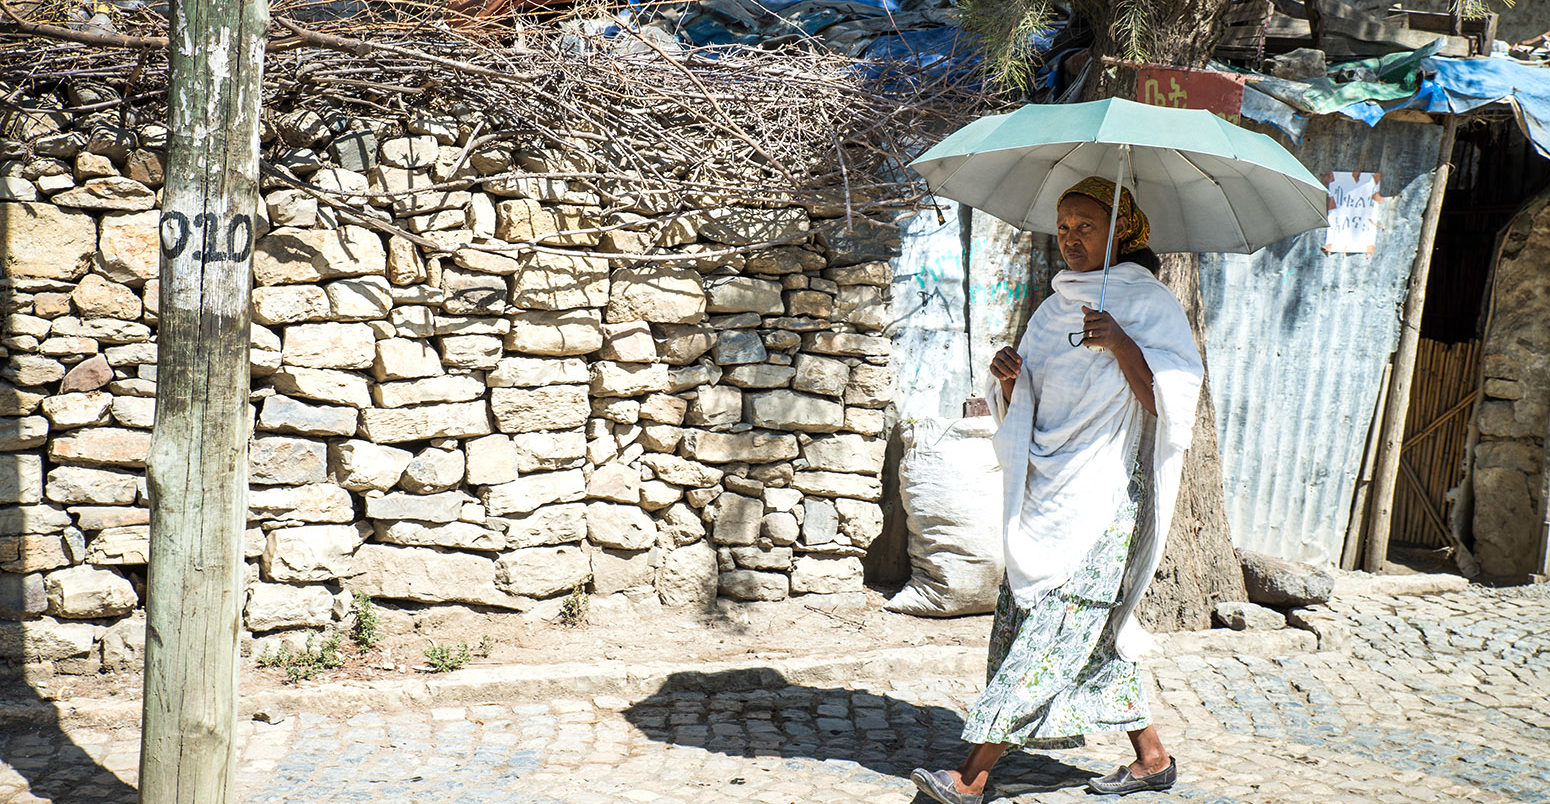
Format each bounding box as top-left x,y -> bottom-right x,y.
672,0 -> 971,70
1235,51 -> 1550,157
1418,56 -> 1550,157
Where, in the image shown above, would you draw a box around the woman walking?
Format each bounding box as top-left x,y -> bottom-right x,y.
911,177 -> 1205,803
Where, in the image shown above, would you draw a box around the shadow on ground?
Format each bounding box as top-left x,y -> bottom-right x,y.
0,673 -> 137,803
622,667 -> 1101,802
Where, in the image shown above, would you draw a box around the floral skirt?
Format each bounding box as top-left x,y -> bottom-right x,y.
959,491 -> 1150,749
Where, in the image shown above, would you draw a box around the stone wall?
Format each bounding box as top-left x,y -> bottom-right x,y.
1472,192 -> 1550,577
0,97 -> 897,673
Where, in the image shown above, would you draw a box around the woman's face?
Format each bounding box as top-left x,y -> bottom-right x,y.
1056,194 -> 1128,273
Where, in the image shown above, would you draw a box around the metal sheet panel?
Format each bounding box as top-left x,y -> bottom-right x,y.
890,201 -> 973,419
890,204 -> 1053,420
1200,116 -> 1445,565
967,209 -> 1045,390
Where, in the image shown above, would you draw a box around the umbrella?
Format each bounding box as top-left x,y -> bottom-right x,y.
908,97 -> 1328,257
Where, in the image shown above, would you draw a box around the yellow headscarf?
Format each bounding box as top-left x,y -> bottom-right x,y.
1060,176 -> 1151,255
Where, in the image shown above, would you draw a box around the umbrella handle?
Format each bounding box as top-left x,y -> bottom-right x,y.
1097,144 -> 1130,313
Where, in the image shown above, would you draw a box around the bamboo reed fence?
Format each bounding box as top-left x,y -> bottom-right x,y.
1393,337 -> 1481,548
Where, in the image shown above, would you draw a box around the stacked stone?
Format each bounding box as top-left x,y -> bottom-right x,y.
1472,198 -> 1550,578
0,97 -> 164,673
0,93 -> 897,673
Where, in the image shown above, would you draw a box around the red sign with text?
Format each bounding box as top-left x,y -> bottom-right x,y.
1135,66 -> 1246,122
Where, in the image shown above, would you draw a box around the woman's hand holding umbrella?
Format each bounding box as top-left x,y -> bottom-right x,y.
1077,305 -> 1131,351
1081,306 -> 1156,416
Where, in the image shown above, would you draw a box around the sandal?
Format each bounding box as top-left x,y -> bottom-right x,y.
1087,757 -> 1177,796
910,768 -> 984,804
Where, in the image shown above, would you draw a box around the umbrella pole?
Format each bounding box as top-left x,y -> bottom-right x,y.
1098,145 -> 1130,311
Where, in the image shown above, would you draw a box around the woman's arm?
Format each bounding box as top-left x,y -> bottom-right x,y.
1080,306 -> 1156,416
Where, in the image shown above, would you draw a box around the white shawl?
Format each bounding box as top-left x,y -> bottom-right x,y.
985,263 -> 1203,662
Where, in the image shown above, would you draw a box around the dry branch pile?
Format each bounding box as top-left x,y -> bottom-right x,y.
0,0 -> 996,244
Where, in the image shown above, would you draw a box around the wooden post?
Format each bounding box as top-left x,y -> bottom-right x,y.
1538,413 -> 1550,578
1341,363 -> 1390,570
1305,0 -> 1324,50
1362,115 -> 1458,573
140,0 -> 267,800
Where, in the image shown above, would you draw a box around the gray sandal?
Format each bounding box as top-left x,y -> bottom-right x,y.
1086,757 -> 1177,796
910,768 -> 984,804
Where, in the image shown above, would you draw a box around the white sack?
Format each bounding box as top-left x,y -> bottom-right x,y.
885,416 -> 1005,617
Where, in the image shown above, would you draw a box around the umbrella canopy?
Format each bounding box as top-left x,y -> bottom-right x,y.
908,97 -> 1328,255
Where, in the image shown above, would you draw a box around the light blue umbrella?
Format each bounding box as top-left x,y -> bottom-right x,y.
909,97 -> 1328,258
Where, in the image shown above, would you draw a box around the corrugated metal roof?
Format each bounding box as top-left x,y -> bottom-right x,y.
1201,116 -> 1446,565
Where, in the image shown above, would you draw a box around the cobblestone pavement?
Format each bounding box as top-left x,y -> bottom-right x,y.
1,582 -> 1546,803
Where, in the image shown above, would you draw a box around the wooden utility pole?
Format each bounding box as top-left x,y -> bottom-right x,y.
1362,115 -> 1458,573
140,0 -> 267,800
1341,365 -> 1390,569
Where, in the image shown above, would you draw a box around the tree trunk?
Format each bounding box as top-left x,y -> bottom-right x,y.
1076,0 -> 1248,631
139,0 -> 267,800
1077,0 -> 1233,83
1143,255 -> 1247,631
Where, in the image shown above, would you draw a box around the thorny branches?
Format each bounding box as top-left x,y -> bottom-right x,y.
0,0 -> 997,251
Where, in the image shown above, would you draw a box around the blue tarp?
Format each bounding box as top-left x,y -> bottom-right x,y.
861,26 -> 978,72
753,0 -> 903,12
1421,57 -> 1550,157
1241,84 -> 1310,142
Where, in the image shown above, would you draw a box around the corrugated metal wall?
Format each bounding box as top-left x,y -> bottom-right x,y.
1200,116 -> 1446,565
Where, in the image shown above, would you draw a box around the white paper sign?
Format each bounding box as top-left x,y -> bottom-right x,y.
1323,171 -> 1383,254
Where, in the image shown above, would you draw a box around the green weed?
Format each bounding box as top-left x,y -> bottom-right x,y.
423,642 -> 471,673
558,584 -> 588,627
350,592 -> 381,649
257,633 -> 345,684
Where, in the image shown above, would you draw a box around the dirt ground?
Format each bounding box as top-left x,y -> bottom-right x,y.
16,555 -> 1476,711
18,585 -> 993,710
333,585 -> 992,679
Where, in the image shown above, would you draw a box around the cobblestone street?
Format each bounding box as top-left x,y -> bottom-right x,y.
1,581 -> 1546,803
